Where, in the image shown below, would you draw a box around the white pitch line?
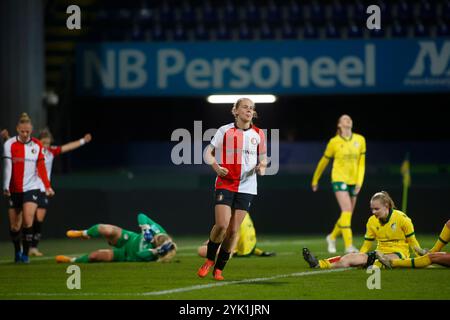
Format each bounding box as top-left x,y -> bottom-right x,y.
0,268 -> 353,297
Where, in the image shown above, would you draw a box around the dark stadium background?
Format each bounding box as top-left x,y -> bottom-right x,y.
1,0 -> 449,241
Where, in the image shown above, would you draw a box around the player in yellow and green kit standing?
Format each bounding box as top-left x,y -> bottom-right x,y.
55,213 -> 177,263
312,114 -> 366,254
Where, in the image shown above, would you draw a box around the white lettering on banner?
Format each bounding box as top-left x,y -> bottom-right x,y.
158,49 -> 185,88
408,42 -> 450,77
83,45 -> 377,91
84,50 -> 115,89
157,45 -> 376,90
119,50 -> 147,89
84,50 -> 147,89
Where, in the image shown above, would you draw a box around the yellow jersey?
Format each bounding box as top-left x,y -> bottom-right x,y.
360,209 -> 421,258
312,133 -> 366,186
235,213 -> 257,256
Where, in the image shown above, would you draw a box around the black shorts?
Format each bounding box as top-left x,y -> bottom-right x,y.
37,192 -> 49,209
8,189 -> 40,209
214,189 -> 254,212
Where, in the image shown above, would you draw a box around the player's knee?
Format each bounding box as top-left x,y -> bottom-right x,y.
445,220 -> 450,228
89,252 -> 99,261
197,246 -> 207,258
215,223 -> 228,236
98,224 -> 115,237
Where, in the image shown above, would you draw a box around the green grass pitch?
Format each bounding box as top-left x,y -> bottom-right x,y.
0,235 -> 448,300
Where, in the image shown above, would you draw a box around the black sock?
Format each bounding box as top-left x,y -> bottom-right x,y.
22,227 -> 33,256
206,239 -> 221,261
214,247 -> 231,271
10,229 -> 21,254
32,220 -> 43,248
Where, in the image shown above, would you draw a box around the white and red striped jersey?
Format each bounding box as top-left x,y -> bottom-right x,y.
211,123 -> 266,195
38,146 -> 62,191
2,136 -> 51,193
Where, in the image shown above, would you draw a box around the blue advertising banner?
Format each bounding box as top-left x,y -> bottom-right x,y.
76,39 -> 450,96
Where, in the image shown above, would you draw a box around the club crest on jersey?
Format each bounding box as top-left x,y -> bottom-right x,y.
354,141 -> 360,147
391,223 -> 397,231
217,193 -> 224,202
31,148 -> 37,154
251,137 -> 257,145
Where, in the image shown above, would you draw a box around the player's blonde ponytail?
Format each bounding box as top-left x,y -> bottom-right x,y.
17,112 -> 32,125
371,191 -> 396,210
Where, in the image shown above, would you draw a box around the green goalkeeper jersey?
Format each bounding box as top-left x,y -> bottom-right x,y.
113,213 -> 168,262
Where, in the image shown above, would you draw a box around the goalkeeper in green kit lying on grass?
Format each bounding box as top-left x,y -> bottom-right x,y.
56,213 -> 177,263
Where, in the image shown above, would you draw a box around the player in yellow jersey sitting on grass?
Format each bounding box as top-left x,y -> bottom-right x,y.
303,191 -> 424,269
377,219 -> 450,268
312,115 -> 366,254
198,213 -> 275,258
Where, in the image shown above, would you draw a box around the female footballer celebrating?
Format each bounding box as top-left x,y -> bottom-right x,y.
312,114 -> 366,254
30,128 -> 92,256
197,97 -> 267,281
2,113 -> 54,263
1,128 -> 92,256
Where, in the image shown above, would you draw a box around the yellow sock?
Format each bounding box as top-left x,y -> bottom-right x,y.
339,211 -> 353,248
329,220 -> 341,240
430,224 -> 450,253
253,248 -> 263,256
319,259 -> 332,269
391,255 -> 431,268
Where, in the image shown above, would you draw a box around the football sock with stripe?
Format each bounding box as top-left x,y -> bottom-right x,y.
214,247 -> 231,271
22,227 -> 33,256
75,254 -> 90,263
206,239 -> 221,262
430,224 -> 450,253
329,221 -> 341,240
32,220 -> 42,248
340,211 -> 353,249
10,229 -> 21,255
86,224 -> 101,238
391,255 -> 431,268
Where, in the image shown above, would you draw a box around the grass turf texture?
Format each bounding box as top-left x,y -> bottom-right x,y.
0,235 -> 448,300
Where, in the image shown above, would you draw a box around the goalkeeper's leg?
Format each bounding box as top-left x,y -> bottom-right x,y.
67,224 -> 123,245
56,249 -> 115,263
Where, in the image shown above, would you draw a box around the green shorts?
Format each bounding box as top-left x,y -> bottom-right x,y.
112,229 -> 139,262
332,182 -> 357,197
112,247 -> 127,262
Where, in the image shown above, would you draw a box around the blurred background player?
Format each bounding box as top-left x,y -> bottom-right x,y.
311,114 -> 366,254
197,97 -> 267,281
1,128 -> 92,256
56,212 -> 176,263
303,191 -> 423,269
2,113 -> 54,263
377,219 -> 450,268
197,212 -> 275,258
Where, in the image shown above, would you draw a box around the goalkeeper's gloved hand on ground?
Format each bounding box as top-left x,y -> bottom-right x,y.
141,226 -> 154,242
157,241 -> 175,256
